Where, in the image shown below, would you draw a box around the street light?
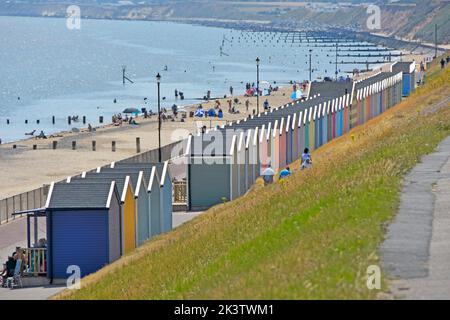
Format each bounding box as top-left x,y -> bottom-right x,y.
309,49 -> 312,82
156,72 -> 162,163
256,57 -> 260,114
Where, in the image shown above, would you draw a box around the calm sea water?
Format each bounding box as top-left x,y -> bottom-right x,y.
0,16 -> 383,143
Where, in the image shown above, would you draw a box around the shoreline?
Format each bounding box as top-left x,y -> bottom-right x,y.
0,84 -> 291,147
0,85 -> 295,200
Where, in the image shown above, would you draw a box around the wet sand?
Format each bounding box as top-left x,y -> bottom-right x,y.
0,86 -> 294,199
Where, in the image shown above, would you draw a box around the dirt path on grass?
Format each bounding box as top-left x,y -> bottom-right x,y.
381,135 -> 450,299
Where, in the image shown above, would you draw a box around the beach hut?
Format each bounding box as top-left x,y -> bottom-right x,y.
278,117 -> 287,168
113,161 -> 173,234
153,161 -> 172,233
286,114 -> 294,164
271,120 -> 280,170
309,106 -> 316,150
68,172 -> 136,254
326,101 -> 333,141
259,125 -> 271,174
97,166 -> 151,246
237,132 -> 246,196
304,107 -> 311,150
297,110 -> 306,159
343,95 -> 350,133
249,127 -> 260,185
45,181 -> 121,280
321,103 -> 327,147
109,163 -> 162,237
391,61 -> 415,97
146,165 -> 162,235
187,132 -> 235,210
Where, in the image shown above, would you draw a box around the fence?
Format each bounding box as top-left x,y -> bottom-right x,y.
25,248 -> 47,276
173,180 -> 187,204
121,140 -> 186,164
0,187 -> 48,225
0,139 -> 188,225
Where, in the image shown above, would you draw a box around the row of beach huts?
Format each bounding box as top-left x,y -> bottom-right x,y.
186,63 -> 409,210
43,161 -> 172,280
19,61 -> 414,283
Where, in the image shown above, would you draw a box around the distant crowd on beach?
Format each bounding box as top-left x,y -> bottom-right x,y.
5,55 -> 449,146
192,81 -> 287,118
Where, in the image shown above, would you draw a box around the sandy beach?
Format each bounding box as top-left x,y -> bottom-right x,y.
0,85 -> 295,200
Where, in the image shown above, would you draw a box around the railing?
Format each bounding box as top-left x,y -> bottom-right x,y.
173,180 -> 187,204
0,187 -> 48,225
121,140 -> 185,164
24,248 -> 47,276
0,139 -> 187,225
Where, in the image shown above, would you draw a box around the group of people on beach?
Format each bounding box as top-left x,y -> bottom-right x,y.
243,82 -> 278,98
112,113 -> 140,126
1,247 -> 29,287
262,148 -> 312,185
1,240 -> 48,288
194,104 -> 224,118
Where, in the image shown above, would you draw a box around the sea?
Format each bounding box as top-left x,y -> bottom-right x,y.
0,16 -> 391,143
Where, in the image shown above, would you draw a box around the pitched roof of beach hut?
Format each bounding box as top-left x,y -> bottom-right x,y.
188,71 -> 397,158
46,181 -> 119,210
97,166 -> 150,198
68,172 -> 134,204
391,61 -> 415,74
355,71 -> 396,90
106,161 -> 171,191
308,81 -> 352,99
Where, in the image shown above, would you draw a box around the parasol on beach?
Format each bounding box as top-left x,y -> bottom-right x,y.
291,90 -> 303,100
123,107 -> 141,114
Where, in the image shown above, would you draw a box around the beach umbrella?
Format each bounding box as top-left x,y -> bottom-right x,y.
208,108 -> 216,117
194,109 -> 205,117
123,107 -> 140,114
291,90 -> 303,100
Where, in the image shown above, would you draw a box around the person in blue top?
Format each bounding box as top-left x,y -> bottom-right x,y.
262,164 -> 275,185
301,148 -> 312,169
279,167 -> 291,179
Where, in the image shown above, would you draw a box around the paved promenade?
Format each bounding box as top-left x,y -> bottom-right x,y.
0,211 -> 203,300
381,136 -> 450,299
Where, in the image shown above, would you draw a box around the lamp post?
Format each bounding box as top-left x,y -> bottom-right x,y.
156,72 -> 162,163
335,43 -> 338,81
309,49 -> 312,82
256,57 -> 260,114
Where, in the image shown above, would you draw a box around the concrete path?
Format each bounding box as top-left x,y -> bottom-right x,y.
381,136 -> 450,299
0,218 -> 32,263
0,210 -> 203,300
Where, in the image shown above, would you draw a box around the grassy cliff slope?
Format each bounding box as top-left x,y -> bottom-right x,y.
57,58 -> 449,299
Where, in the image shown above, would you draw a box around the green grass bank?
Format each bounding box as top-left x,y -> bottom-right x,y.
57,59 -> 450,300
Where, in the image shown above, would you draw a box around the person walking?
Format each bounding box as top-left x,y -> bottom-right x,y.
229,86 -> 233,96
301,148 -> 312,169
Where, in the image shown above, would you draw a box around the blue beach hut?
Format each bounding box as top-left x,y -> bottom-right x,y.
45,181 -> 122,281
392,61 -> 415,97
